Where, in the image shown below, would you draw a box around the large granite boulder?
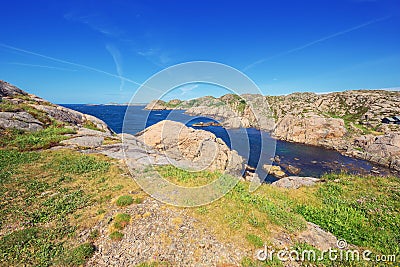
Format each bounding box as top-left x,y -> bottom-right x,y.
136,120 -> 244,176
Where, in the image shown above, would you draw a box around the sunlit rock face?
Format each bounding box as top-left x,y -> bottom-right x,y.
136,120 -> 244,176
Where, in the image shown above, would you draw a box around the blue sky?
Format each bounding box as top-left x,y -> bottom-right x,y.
0,0 -> 399,103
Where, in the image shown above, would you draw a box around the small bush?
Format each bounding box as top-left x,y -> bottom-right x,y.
115,213 -> 131,223
97,208 -> 106,215
64,243 -> 95,266
109,231 -> 124,241
116,195 -> 133,206
134,197 -> 143,204
89,229 -> 100,239
113,213 -> 131,230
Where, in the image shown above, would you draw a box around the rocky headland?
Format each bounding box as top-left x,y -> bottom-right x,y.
0,80 -> 112,133
145,90 -> 400,171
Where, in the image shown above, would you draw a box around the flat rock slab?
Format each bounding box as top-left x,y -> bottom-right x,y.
61,136 -> 104,148
271,176 -> 320,189
0,111 -> 43,131
76,127 -> 112,137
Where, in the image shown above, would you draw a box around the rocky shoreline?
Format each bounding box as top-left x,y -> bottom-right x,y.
145,91 -> 400,173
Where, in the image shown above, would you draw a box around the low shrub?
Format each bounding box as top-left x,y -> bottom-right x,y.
109,231 -> 124,241
116,195 -> 133,207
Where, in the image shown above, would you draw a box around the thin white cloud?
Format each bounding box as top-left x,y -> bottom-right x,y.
137,48 -> 157,57
0,43 -> 163,93
106,44 -> 124,91
244,16 -> 391,71
7,62 -> 77,71
136,47 -> 172,67
179,84 -> 199,95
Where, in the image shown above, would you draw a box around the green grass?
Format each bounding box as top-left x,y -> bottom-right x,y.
187,170 -> 399,266
0,100 -> 53,125
63,243 -> 95,266
246,234 -> 264,247
83,120 -> 104,132
0,126 -> 75,151
154,165 -> 223,186
134,197 -> 144,204
324,111 -> 373,135
0,150 -> 40,186
116,195 -> 134,206
49,153 -> 110,174
0,225 -> 75,266
226,182 -> 306,233
29,189 -> 91,223
0,148 -> 142,266
223,94 -> 247,114
296,173 -> 400,255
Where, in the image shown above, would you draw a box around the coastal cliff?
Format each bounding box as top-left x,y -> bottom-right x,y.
145,90 -> 400,171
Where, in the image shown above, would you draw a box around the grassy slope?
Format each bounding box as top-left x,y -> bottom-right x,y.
0,125 -> 398,266
158,166 -> 399,266
0,125 -> 145,266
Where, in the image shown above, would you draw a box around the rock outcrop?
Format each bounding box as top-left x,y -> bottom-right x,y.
145,89 -> 400,171
263,164 -> 286,178
0,111 -> 44,131
145,94 -> 275,131
296,222 -> 338,251
271,176 -> 321,189
351,133 -> 400,171
144,100 -> 170,110
136,120 -> 244,176
0,80 -> 112,134
0,80 -> 28,97
273,113 -> 348,149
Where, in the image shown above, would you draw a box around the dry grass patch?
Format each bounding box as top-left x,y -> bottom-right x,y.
0,148 -> 145,266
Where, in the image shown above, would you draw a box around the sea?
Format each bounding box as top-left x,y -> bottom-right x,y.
62,104 -> 394,182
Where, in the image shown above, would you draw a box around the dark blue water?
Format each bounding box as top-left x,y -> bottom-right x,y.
62,104 -> 393,181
